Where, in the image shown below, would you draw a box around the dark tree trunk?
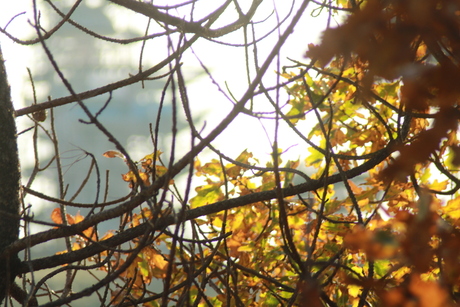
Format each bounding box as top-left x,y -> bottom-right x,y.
0,45 -> 21,303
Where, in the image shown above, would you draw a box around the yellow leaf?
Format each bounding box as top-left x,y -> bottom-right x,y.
237,245 -> 253,252
426,179 -> 448,191
230,214 -> 244,232
141,150 -> 163,162
444,197 -> 460,220
348,284 -> 361,298
151,253 -> 168,270
212,216 -> 223,228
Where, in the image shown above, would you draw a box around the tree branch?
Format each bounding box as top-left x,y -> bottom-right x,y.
109,0 -> 263,38
17,144 -> 391,274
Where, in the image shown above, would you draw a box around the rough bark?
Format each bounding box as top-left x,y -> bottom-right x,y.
0,44 -> 21,303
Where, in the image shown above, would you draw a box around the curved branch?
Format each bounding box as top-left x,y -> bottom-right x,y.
0,0 -> 83,45
17,144 -> 391,274
15,45 -> 189,117
46,0 -> 170,44
109,0 -> 263,38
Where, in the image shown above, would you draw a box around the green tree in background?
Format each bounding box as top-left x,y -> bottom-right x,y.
2,0 -> 460,306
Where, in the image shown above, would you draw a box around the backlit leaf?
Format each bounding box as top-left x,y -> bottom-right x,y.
189,183 -> 224,209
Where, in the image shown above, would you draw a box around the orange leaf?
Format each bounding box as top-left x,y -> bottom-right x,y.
74,212 -> 84,224
100,231 -> 114,241
151,253 -> 168,271
408,274 -> 449,307
50,208 -> 75,225
50,208 -> 62,224
102,150 -> 125,160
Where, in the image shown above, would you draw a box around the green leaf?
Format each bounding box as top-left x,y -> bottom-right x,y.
190,183 -> 224,209
235,149 -> 253,164
305,146 -> 324,168
373,260 -> 391,278
201,159 -> 224,179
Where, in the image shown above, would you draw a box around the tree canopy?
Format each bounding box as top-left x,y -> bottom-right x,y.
2,0 -> 460,306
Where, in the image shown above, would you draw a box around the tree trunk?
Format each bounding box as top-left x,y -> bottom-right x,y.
0,44 -> 21,303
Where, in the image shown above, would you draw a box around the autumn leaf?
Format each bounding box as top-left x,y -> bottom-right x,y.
51,208 -> 75,225
102,150 -> 126,160
189,182 -> 224,209
140,150 -> 163,169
